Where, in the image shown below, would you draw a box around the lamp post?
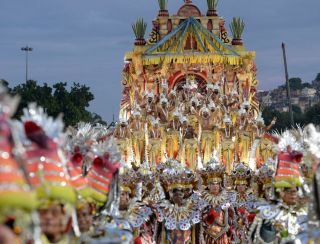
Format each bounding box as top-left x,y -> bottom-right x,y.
281,43 -> 294,126
21,46 -> 33,82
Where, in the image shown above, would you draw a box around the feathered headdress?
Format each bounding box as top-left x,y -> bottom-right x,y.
256,164 -> 274,188
0,87 -> 37,215
303,124 -> 320,159
274,129 -> 303,189
206,83 -> 214,91
119,168 -> 137,195
18,104 -> 76,205
231,162 -> 253,185
158,159 -> 197,192
200,158 -> 225,185
151,117 -> 160,126
20,103 -> 65,147
86,140 -> 121,205
223,114 -> 232,124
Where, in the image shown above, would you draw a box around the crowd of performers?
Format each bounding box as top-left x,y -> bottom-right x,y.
116,76 -> 276,172
1,80 -> 320,244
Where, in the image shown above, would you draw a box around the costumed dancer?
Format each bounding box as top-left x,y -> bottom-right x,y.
130,108 -> 145,166
127,161 -> 160,244
114,118 -> 131,164
198,158 -> 231,244
86,138 -> 133,243
221,115 -> 235,174
66,122 -> 98,240
249,130 -> 308,243
254,161 -> 276,208
15,103 -> 77,243
296,124 -> 320,243
0,87 -> 37,243
148,117 -> 162,165
155,159 -> 201,244
165,109 -> 181,160
229,162 -> 256,243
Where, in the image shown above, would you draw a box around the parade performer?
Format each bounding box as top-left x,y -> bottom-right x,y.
221,115 -> 235,174
165,109 -> 181,159
0,87 -> 37,243
182,125 -> 199,170
66,123 -> 98,237
296,124 -> 320,243
16,103 -> 77,244
114,118 -> 131,164
155,159 -> 201,244
254,161 -> 276,208
199,158 -> 231,244
249,131 -> 308,243
229,162 -> 256,243
198,105 -> 216,166
127,162 -> 159,244
148,117 -> 163,165
85,134 -> 133,243
130,109 -> 145,166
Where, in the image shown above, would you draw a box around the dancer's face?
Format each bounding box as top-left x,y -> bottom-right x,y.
236,183 -> 247,194
39,204 -> 67,243
119,191 -> 130,211
208,182 -> 221,195
280,187 -> 298,205
77,203 -> 93,233
170,188 -> 186,206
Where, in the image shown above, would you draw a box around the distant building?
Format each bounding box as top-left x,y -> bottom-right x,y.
258,81 -> 320,112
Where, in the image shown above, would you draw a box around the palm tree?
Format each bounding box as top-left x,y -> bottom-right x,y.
158,0 -> 168,10
229,17 -> 245,45
207,0 -> 219,10
158,0 -> 169,16
207,0 -> 219,16
132,18 -> 147,45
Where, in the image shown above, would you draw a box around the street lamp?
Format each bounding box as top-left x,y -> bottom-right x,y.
21,46 -> 33,82
281,43 -> 294,126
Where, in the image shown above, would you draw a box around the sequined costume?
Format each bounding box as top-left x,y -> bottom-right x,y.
199,158 -> 231,244
155,159 -> 201,244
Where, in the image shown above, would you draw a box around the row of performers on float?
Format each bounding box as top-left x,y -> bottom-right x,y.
114,105 -> 276,172
0,90 -> 132,244
126,76 -> 255,126
119,157 -> 313,244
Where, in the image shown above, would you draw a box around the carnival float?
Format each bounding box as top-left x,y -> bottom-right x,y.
116,0 -> 276,173
0,1 -> 320,244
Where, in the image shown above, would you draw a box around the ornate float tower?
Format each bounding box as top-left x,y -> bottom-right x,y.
115,0 -> 276,173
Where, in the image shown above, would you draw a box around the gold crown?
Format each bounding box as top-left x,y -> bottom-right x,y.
231,162 -> 253,185
158,159 -> 197,192
256,164 -> 274,187
200,159 -> 225,185
136,161 -> 154,185
119,169 -> 138,195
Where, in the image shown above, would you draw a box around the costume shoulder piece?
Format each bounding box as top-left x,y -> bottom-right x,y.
127,201 -> 153,228
257,204 -> 280,220
156,159 -> 200,231
156,199 -> 201,231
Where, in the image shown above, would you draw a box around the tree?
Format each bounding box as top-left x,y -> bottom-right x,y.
8,80 -> 105,127
262,106 -> 289,132
301,82 -> 312,89
262,106 -> 306,132
315,73 -> 320,81
289,77 -> 302,90
305,103 -> 320,125
0,79 -> 9,88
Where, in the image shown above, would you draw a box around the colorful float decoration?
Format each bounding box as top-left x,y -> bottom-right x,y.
115,0 -> 276,173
